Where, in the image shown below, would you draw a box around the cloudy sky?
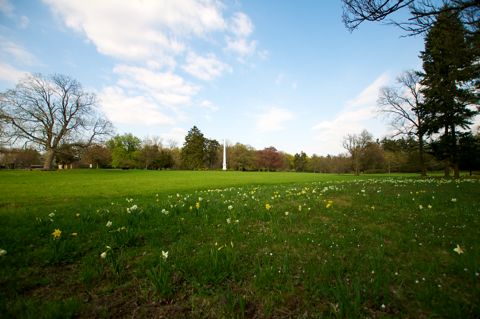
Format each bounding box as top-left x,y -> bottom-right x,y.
0,0 -> 434,155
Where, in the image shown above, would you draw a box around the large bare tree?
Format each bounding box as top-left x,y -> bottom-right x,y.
0,73 -> 113,169
342,129 -> 373,175
378,70 -> 428,176
342,0 -> 479,35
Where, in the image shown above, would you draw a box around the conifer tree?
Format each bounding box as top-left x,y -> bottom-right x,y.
420,9 -> 479,178
181,126 -> 206,169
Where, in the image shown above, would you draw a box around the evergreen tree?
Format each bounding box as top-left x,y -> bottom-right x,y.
420,9 -> 479,178
181,126 -> 206,169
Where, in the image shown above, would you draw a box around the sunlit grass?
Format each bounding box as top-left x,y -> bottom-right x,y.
0,170 -> 478,317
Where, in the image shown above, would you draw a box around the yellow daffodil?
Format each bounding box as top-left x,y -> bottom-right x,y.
195,202 -> 200,209
51,229 -> 62,239
326,200 -> 333,209
265,203 -> 271,210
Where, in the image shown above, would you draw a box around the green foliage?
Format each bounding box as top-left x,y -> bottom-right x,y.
293,151 -> 308,172
107,133 -> 141,168
181,126 -> 206,169
420,9 -> 479,176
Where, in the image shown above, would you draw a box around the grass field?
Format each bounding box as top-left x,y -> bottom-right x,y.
0,170 -> 479,318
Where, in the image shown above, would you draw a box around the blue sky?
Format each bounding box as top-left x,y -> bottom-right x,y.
0,0 -> 434,155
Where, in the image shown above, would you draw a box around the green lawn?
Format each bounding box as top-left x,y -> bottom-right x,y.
0,169 -> 416,208
0,170 -> 478,318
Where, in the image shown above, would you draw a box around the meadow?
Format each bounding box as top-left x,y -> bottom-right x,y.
0,170 -> 479,318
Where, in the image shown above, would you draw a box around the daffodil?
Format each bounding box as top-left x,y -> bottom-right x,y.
162,250 -> 169,260
326,200 -> 333,209
195,202 -> 200,209
453,244 -> 464,254
51,229 -> 62,239
265,203 -> 271,210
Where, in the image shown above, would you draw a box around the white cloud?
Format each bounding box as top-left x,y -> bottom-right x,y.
225,11 -> 257,58
0,61 -> 27,84
0,0 -> 13,16
19,15 -> 30,29
225,36 -> 257,57
199,100 -> 219,111
346,73 -> 390,108
0,38 -> 38,65
100,86 -> 175,126
113,65 -> 199,107
161,127 -> 188,147
44,0 -> 226,61
230,12 -> 253,37
255,107 -> 294,133
312,73 -> 390,155
182,52 -> 231,81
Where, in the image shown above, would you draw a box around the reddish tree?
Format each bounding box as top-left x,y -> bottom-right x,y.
256,147 -> 283,171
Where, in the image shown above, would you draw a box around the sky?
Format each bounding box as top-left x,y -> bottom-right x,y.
2,0 -> 472,156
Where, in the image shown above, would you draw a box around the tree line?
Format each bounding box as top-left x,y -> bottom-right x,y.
1,124 -> 479,174
1,1 -> 478,176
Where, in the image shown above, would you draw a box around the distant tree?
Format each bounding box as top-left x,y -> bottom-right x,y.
378,70 -> 428,176
55,143 -> 82,168
420,9 -> 479,178
361,141 -> 386,172
0,73 -> 113,169
155,149 -> 175,169
107,134 -> 141,169
204,138 -> 221,169
228,143 -> 257,171
138,137 -> 163,169
82,144 -> 111,168
181,126 -> 206,169
256,147 -> 283,171
341,0 -> 479,35
342,130 -> 373,175
281,152 -> 295,171
293,151 -> 308,172
0,148 -> 41,168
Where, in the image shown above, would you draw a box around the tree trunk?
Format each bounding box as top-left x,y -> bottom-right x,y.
418,134 -> 427,177
444,126 -> 450,178
451,125 -> 460,179
43,148 -> 55,170
453,162 -> 460,179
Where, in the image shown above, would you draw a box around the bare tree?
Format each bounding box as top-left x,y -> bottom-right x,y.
378,70 -> 428,176
343,129 -> 373,175
0,73 -> 113,169
342,0 -> 479,35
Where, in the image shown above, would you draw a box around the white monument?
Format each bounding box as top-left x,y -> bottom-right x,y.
222,139 -> 227,171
